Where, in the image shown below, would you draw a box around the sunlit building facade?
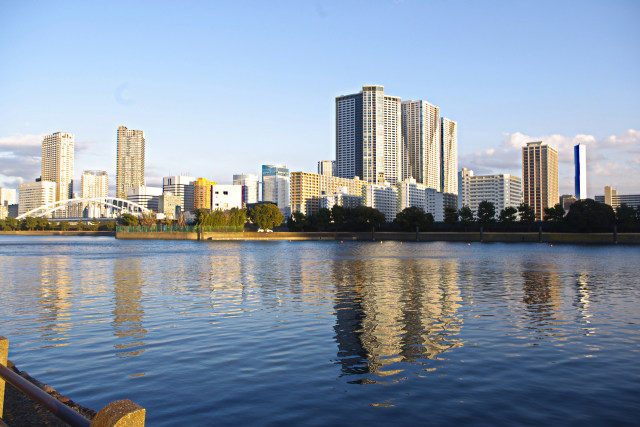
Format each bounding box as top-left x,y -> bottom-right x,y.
233,173 -> 259,207
574,144 -> 587,200
401,100 -> 440,189
522,141 -> 558,221
262,164 -> 290,211
362,182 -> 398,222
163,176 -> 195,213
42,132 -> 74,202
458,168 -> 522,218
18,181 -> 56,215
290,171 -> 363,216
116,126 -> 145,199
193,178 -> 217,212
336,85 -> 401,184
440,117 -> 458,194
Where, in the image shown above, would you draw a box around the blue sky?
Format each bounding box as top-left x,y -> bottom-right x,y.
1,0 -> 639,195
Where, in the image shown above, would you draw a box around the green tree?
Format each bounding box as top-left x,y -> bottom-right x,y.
444,207 -> 459,225
89,220 -> 101,231
204,210 -> 226,227
59,221 -> 70,231
616,204 -> 636,227
330,205 -> 347,229
35,217 -> 49,230
565,199 -> 615,232
499,206 -> 518,224
3,217 -> 18,230
139,212 -> 156,226
287,212 -> 309,231
459,206 -> 475,225
194,208 -> 210,226
22,217 -> 37,231
543,203 -> 565,222
517,203 -> 536,223
310,208 -> 332,231
249,203 -> 284,230
76,221 -> 86,231
394,206 -> 433,231
347,206 -> 385,231
227,208 -> 247,228
119,213 -> 139,226
477,201 -> 496,226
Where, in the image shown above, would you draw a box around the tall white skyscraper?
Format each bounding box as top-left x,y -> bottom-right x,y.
441,117 -> 458,195
81,170 -> 109,199
574,144 -> 587,200
336,85 -> 401,184
41,132 -> 74,202
262,165 -> 289,210
116,126 -> 145,199
233,173 -> 259,207
401,100 -> 440,189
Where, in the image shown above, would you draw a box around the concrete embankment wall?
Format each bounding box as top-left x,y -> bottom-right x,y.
115,231 -> 640,244
0,231 -> 114,236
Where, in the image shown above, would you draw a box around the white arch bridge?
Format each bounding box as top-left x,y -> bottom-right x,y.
16,197 -> 151,220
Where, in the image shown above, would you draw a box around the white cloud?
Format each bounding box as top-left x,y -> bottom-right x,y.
459,129 -> 640,196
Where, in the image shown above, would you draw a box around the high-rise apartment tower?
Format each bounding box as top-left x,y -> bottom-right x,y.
41,132 -> 74,202
336,85 -> 401,185
522,141 -> 558,221
81,171 -> 109,199
116,126 -> 145,199
401,100 -> 440,189
440,117 -> 458,194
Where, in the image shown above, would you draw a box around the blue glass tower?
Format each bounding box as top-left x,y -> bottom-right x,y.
574,144 -> 587,199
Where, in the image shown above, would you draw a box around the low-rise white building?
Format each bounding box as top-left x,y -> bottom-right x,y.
211,184 -> 243,211
399,178 -> 457,222
18,181 -> 56,215
363,182 -> 398,222
319,187 -> 362,211
458,168 -> 522,218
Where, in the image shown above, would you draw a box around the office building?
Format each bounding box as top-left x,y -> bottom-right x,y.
595,186 -> 640,209
574,144 -> 587,200
459,168 -> 522,218
441,117 -> 458,194
158,192 -> 182,219
262,164 -> 289,210
163,176 -> 195,213
126,186 -> 162,212
401,100 -> 440,189
116,126 -> 145,199
0,205 -> 7,220
193,178 -> 217,211
317,160 -> 336,176
0,187 -> 17,206
211,185 -> 243,211
233,173 -> 259,207
336,85 -> 402,184
362,182 -> 398,222
522,141 -> 558,221
41,132 -> 74,202
290,172 -> 363,215
18,181 -> 56,215
81,171 -> 109,199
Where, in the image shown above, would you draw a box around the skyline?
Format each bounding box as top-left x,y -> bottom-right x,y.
1,1 -> 639,196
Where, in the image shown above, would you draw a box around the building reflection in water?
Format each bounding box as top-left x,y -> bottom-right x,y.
333,246 -> 463,381
574,272 -> 596,336
520,261 -> 565,338
112,258 -> 147,358
37,256 -> 73,348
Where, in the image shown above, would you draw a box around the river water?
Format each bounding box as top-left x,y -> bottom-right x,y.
0,236 -> 638,425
